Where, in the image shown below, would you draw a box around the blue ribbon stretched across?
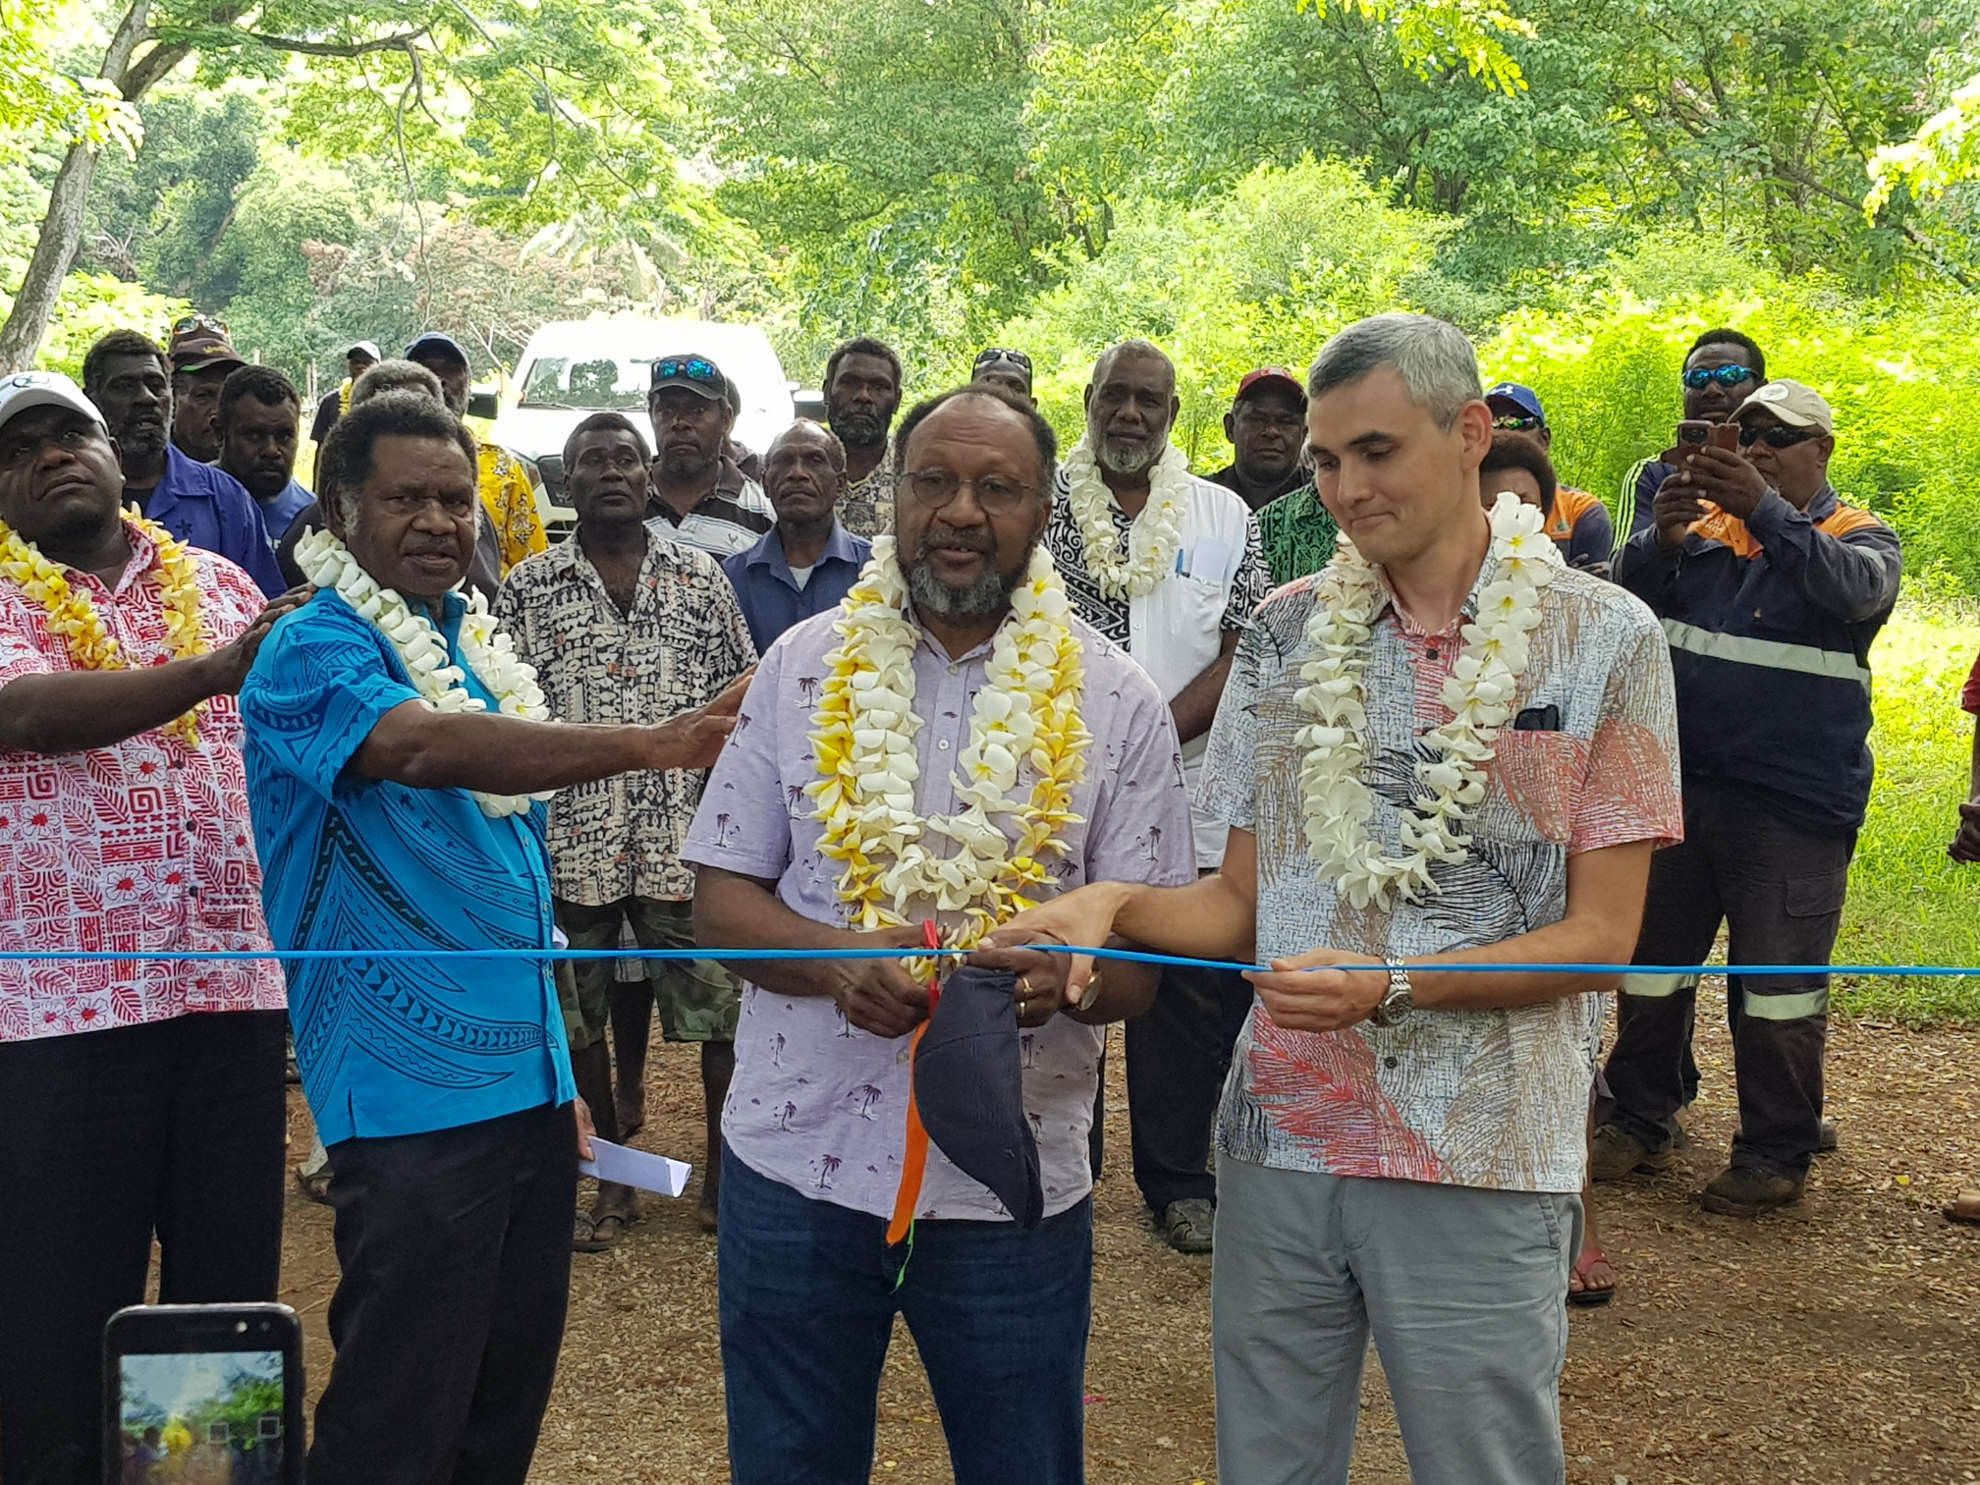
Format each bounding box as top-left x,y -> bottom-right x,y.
0,945 -> 1972,976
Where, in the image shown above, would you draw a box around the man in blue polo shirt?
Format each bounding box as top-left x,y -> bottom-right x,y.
721,420 -> 872,655
81,330 -> 286,597
240,390 -> 741,1485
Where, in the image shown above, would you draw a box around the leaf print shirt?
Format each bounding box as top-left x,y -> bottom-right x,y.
1199,561 -> 1682,1192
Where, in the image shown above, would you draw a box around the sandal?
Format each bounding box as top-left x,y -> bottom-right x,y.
572,1210 -> 633,1253
1943,1189 -> 1980,1225
1568,1243 -> 1616,1307
293,1165 -> 332,1204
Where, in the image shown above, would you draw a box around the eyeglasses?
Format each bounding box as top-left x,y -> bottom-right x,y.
1492,414 -> 1542,431
897,468 -> 1034,513
973,348 -> 1032,373
170,313 -> 228,339
651,356 -> 722,386
1682,365 -> 1758,390
1736,423 -> 1821,449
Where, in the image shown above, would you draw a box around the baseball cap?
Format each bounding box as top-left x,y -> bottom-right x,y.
168,313 -> 246,375
649,353 -> 730,402
345,340 -> 381,362
404,332 -> 471,368
1732,379 -> 1833,434
1235,367 -> 1305,403
0,371 -> 108,436
1484,382 -> 1546,426
911,966 -> 1043,1229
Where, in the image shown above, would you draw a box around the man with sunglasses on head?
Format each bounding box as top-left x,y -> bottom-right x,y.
971,347 -> 1034,404
1484,382 -> 1611,574
167,313 -> 247,465
644,353 -> 773,559
1618,329 -> 1767,549
1598,379 -> 1901,1216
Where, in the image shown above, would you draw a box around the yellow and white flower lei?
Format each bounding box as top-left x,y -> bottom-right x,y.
807,537 -> 1092,959
1294,491 -> 1564,908
292,527 -> 554,818
1060,437 -> 1190,599
0,512 -> 208,748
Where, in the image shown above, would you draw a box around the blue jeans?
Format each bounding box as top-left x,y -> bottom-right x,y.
718,1144 -> 1093,1485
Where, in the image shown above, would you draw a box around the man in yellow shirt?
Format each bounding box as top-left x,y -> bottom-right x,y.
406,332 -> 547,574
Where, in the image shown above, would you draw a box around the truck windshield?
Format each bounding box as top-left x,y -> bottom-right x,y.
519,356 -> 657,410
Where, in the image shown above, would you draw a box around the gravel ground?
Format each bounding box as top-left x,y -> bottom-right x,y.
277,990 -> 1980,1483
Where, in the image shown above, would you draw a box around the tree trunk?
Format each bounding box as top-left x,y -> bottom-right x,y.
0,0 -> 157,373
0,145 -> 102,372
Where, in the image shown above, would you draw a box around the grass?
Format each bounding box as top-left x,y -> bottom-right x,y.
1832,603 -> 1980,1023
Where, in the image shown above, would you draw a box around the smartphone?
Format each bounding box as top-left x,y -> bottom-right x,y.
103,1303 -> 305,1485
1706,421 -> 1740,452
1662,420 -> 1713,463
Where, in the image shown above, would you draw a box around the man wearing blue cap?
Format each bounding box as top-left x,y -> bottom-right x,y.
1484,382 -> 1612,571
407,332 -> 548,576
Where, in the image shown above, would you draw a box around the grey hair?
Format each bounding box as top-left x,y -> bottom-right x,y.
1306,313 -> 1481,429
350,359 -> 444,407
1091,338 -> 1174,388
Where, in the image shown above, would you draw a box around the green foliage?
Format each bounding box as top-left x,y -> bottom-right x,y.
1835,608 -> 1980,1021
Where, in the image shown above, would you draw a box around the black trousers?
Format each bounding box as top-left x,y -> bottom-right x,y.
307,1101 -> 578,1485
1603,784 -> 1853,1178
1126,961 -> 1255,1213
0,1010 -> 286,1485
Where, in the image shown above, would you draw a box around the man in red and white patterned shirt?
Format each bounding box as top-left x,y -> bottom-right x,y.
0,371 -> 306,1485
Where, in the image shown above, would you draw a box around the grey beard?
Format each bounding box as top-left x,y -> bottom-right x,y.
903,538 -> 1035,619
1099,436 -> 1161,478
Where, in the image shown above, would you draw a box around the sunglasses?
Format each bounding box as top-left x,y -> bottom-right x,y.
652,356 -> 722,386
1682,364 -> 1758,390
170,313 -> 228,338
1492,414 -> 1542,432
973,348 -> 1033,372
1736,423 -> 1821,449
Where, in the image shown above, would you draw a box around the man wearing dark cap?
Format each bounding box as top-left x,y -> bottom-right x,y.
81,330 -> 286,597
406,331 -> 547,575
167,313 -> 247,464
309,340 -> 380,451
971,348 -> 1033,404
1209,367 -> 1307,510
643,352 -> 773,559
1483,382 -> 1612,572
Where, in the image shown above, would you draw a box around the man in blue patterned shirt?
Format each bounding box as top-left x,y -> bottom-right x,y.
241,392 -> 740,1485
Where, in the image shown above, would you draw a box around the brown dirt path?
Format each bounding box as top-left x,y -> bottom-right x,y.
277,999 -> 1980,1483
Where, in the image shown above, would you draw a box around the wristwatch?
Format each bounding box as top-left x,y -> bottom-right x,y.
1368,963 -> 1414,1028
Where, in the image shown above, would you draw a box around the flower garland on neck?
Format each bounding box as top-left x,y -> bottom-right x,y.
292,527 -> 553,818
1293,491 -> 1564,908
0,512 -> 208,748
807,537 -> 1092,965
1059,437 -> 1191,599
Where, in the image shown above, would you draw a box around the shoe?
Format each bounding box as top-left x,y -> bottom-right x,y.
1590,1124 -> 1675,1182
1700,1165 -> 1803,1217
1160,1198 -> 1214,1254
1816,1118 -> 1839,1154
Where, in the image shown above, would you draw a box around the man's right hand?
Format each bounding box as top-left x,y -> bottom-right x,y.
1950,801 -> 1980,863
829,926 -> 933,1038
1652,475 -> 1708,553
650,668 -> 753,770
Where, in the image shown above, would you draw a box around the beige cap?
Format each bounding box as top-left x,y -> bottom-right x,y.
1732,379 -> 1833,434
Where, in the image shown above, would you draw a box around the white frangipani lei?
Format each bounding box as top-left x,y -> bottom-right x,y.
292,527 -> 554,818
1060,437 -> 1191,599
1293,491 -> 1564,908
807,537 -> 1090,943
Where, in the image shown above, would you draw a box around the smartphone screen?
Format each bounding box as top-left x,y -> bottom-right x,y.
105,1305 -> 303,1485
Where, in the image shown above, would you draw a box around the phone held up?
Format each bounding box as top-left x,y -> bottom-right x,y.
1662,419 -> 1737,463
103,1303 -> 306,1485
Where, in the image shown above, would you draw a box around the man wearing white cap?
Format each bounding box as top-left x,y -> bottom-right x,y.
1598,378 -> 1902,1215
311,339 -> 382,453
0,372 -> 306,1485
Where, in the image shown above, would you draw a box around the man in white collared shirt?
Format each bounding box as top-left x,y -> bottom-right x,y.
1043,338 -> 1269,1253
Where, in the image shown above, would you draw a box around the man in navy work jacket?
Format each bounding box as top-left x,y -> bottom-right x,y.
1595,379 -> 1901,1216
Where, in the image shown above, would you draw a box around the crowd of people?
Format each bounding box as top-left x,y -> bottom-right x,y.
0,299 -> 1963,1485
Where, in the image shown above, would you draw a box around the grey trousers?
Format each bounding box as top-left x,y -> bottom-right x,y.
1212,1157 -> 1581,1485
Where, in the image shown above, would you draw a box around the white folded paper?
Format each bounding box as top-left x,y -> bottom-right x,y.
579,1139 -> 693,1197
